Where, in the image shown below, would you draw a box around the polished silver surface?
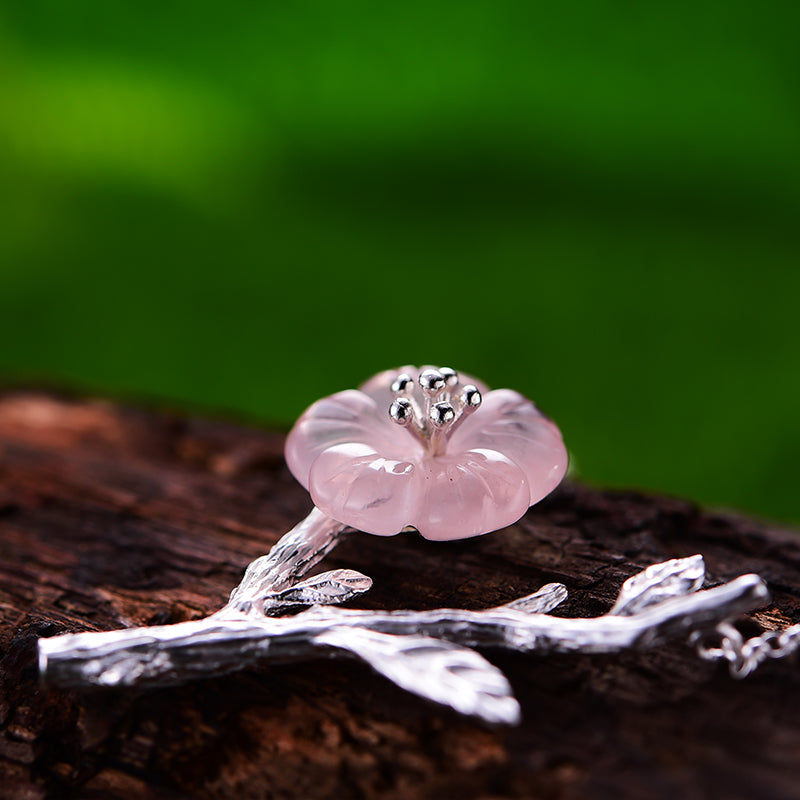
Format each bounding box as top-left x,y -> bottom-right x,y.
693,620 -> 800,678
429,400 -> 456,454
389,367 -> 486,455
461,384 -> 482,409
439,366 -> 459,387
446,384 -> 482,441
389,397 -> 414,426
418,368 -> 446,396
391,373 -> 415,395
38,523 -> 773,725
430,401 -> 456,427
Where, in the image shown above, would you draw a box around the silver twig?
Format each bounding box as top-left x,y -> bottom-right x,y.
229,507 -> 354,615
39,525 -> 771,725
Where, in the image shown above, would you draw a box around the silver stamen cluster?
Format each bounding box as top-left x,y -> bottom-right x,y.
388,366 -> 482,455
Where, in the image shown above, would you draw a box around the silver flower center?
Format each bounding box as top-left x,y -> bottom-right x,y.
388,366 -> 482,456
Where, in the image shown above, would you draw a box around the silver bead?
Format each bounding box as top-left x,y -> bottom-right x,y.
391,373 -> 415,395
389,397 -> 414,426
439,367 -> 459,387
419,368 -> 446,396
461,385 -> 482,410
429,401 -> 456,428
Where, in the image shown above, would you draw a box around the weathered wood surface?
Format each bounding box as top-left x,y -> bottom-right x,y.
1,390 -> 799,800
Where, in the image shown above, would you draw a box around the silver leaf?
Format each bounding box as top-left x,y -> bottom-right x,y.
504,583 -> 568,614
262,569 -> 372,610
316,627 -> 521,725
609,555 -> 705,617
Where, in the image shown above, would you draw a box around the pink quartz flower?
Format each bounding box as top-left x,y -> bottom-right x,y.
285,366 -> 568,541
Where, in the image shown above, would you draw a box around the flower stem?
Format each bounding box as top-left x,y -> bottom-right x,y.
227,507 -> 351,615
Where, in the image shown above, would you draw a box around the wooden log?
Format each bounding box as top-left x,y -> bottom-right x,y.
0,389 -> 799,799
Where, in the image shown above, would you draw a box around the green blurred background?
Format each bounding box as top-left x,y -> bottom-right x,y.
0,2 -> 798,524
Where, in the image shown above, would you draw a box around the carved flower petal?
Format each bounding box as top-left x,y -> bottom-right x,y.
413,449 -> 531,541
448,389 -> 568,506
308,443 -> 420,536
285,390 -> 422,490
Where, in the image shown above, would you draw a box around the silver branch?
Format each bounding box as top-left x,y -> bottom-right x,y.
38,512 -> 770,725
228,507 -> 352,615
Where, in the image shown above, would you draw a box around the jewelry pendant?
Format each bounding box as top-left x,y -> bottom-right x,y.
37,366 -> 787,724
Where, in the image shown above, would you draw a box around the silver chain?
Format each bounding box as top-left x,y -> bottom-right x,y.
693,621 -> 800,677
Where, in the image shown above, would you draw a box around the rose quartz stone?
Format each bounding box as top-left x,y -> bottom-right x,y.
285,370 -> 568,540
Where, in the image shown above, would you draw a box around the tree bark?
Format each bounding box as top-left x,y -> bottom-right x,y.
0,389 -> 798,800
